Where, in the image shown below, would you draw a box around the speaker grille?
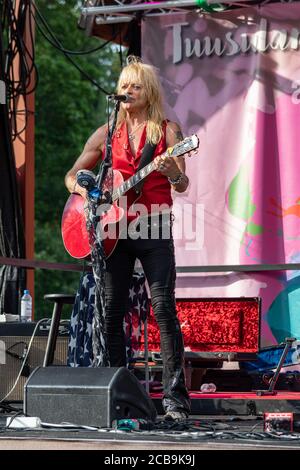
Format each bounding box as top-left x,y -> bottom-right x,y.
0,333 -> 68,401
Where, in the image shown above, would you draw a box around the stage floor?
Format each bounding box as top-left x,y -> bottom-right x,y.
1,413 -> 300,451
2,392 -> 300,450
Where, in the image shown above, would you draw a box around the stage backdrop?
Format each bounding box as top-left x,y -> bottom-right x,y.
142,3 -> 300,347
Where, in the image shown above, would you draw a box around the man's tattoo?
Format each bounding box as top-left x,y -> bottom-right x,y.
167,125 -> 184,142
176,130 -> 183,142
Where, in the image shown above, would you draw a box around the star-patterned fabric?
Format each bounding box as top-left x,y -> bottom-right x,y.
67,271 -> 149,367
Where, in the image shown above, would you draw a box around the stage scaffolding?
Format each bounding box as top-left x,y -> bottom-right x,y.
78,0 -> 284,46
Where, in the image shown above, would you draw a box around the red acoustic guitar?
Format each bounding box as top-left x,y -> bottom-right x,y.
61,134 -> 199,259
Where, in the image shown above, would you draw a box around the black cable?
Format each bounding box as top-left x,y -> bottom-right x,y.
6,341 -> 28,360
1,0 -> 38,140
1,0 -> 117,141
0,401 -> 21,414
118,27 -> 123,68
31,2 -> 111,95
5,1 -> 37,94
32,1 -> 119,56
5,410 -> 24,429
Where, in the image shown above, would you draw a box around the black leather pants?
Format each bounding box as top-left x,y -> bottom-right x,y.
104,225 -> 190,415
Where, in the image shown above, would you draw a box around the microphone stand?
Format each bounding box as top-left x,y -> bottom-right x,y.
86,98 -> 120,367
96,99 -> 120,201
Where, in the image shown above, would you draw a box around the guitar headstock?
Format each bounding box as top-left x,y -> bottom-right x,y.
166,134 -> 199,158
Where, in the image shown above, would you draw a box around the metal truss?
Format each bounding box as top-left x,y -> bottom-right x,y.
78,0 -> 199,32
79,0 -> 257,26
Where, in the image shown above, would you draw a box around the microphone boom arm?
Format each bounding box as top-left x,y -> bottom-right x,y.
96,99 -> 120,199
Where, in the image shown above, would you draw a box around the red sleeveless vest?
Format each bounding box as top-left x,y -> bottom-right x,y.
110,121 -> 173,214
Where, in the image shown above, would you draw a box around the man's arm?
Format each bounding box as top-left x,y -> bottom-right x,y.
164,121 -> 189,193
64,125 -> 107,198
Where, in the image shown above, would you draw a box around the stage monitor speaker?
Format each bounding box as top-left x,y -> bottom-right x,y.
24,366 -> 157,428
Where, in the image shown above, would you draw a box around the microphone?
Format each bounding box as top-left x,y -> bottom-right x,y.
107,94 -> 133,103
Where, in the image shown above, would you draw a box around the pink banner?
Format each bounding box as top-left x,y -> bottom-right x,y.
142,3 -> 300,346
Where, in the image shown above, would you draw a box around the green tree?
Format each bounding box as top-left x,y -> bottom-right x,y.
35,0 -> 123,318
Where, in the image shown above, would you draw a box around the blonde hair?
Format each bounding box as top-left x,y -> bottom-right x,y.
116,56 -> 165,145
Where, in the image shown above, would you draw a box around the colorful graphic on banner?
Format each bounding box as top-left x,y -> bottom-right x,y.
142,3 -> 300,346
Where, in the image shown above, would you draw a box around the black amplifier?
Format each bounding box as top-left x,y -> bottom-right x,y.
0,321 -> 69,401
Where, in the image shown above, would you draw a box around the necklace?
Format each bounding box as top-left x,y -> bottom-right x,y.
128,121 -> 146,141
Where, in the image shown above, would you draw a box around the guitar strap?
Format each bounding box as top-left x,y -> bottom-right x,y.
134,142 -> 157,194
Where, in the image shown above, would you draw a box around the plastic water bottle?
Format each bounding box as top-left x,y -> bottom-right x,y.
20,290 -> 32,322
200,383 -> 217,393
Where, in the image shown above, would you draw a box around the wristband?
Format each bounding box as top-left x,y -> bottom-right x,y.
168,173 -> 184,185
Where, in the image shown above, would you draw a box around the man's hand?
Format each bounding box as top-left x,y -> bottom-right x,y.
155,155 -> 182,180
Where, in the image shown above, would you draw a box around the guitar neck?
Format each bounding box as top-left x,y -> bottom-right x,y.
111,134 -> 198,201
112,159 -> 158,201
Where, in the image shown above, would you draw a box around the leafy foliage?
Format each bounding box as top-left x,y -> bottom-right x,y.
34,0 -> 123,318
